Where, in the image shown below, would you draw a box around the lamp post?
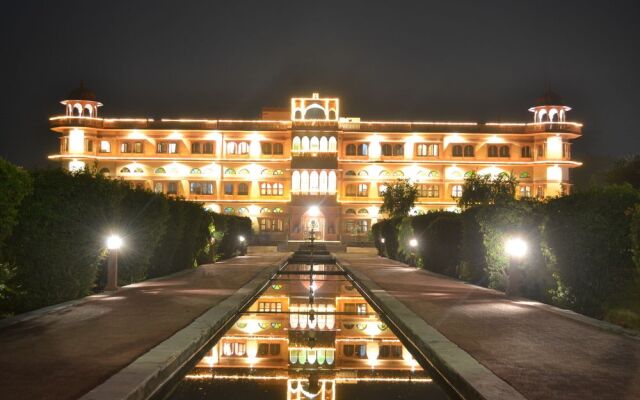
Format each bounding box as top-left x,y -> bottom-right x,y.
409,238 -> 418,267
505,237 -> 527,297
105,234 -> 123,291
238,235 -> 247,256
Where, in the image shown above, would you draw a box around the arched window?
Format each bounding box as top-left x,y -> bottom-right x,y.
499,146 -> 510,157
393,170 -> 404,177
345,209 -> 356,215
305,107 -> 326,119
451,185 -> 463,198
237,183 -> 249,195
238,168 -> 250,176
302,136 -> 310,151
379,170 -> 391,177
357,170 -> 368,177
537,109 -> 547,122
224,168 -> 236,175
133,167 -> 144,174
154,167 -> 166,174
292,171 -> 300,192
294,110 -> 302,120
310,171 -> 319,193
488,145 -> 499,157
224,207 -> 234,214
452,145 -> 463,157
345,170 -> 356,176
329,109 -> 336,119
237,207 -> 249,215
319,136 -> 328,152
548,109 -> 558,122
99,167 -> 110,175
261,169 -> 272,176
226,141 -> 237,154
328,171 -> 337,193
120,167 -> 131,174
319,170 -> 328,193
357,208 -> 369,215
464,171 -> 474,178
520,171 -> 530,179
429,170 -> 440,178
310,136 -> 320,151
273,169 -> 284,175
84,105 -> 93,117
73,104 -> 82,116
273,143 -> 283,155
190,168 -> 201,174
260,207 -> 271,213
464,145 -> 474,157
346,143 -> 356,155
292,137 -> 301,151
273,207 -> 284,213
521,146 -> 531,158
301,170 -> 309,193
357,143 -> 368,156
328,137 -> 337,152
450,170 -> 462,179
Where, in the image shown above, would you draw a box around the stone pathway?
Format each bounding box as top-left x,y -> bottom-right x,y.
0,254 -> 288,400
336,253 -> 640,400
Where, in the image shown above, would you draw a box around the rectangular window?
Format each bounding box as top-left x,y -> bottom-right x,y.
536,185 -> 545,198
417,184 -> 439,198
357,183 -> 368,197
134,142 -> 143,153
153,182 -> 163,193
168,142 -> 178,154
416,143 -> 439,157
537,145 -> 545,157
120,142 -> 130,153
191,142 -> 201,154
520,185 -> 532,198
521,146 -> 531,158
99,140 -> 111,153
85,139 -> 93,152
167,181 -> 178,195
190,182 -> 214,195
203,142 -> 214,154
345,220 -> 369,233
563,143 -> 570,158
156,142 -> 167,153
258,302 -> 282,312
259,218 -> 284,232
356,304 -> 367,314
224,183 -> 234,195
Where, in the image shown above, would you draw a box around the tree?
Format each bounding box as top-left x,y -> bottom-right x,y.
605,155 -> 640,189
458,172 -> 518,209
380,179 -> 418,218
0,158 -> 32,254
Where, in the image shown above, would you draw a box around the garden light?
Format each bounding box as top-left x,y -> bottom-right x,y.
409,238 -> 418,248
238,235 -> 246,243
106,234 -> 123,250
505,237 -> 527,259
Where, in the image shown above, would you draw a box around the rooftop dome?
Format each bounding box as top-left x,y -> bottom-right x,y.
67,81 -> 97,101
534,88 -> 564,107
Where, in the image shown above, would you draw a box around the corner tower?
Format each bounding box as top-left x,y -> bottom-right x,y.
60,81 -> 102,118
528,88 -> 571,123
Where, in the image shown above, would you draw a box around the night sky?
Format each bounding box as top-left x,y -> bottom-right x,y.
1,1 -> 639,168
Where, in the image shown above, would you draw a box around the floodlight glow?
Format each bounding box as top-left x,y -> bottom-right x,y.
409,238 -> 418,248
308,206 -> 320,217
505,237 -> 527,258
106,234 -> 123,250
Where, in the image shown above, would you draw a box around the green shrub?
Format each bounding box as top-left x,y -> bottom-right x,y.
543,185 -> 640,318
0,158 -> 32,254
458,207 -> 489,285
420,213 -> 462,277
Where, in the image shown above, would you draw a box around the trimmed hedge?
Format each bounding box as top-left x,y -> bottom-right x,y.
372,184 -> 640,324
1,167 -> 251,315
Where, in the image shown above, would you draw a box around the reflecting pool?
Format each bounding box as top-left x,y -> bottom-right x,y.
168,263 -> 451,400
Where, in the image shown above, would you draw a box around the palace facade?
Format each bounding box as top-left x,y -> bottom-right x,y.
49,84 -> 582,244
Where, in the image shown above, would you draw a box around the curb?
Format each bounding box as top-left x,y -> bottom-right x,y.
79,253 -> 290,400
335,255 -> 527,400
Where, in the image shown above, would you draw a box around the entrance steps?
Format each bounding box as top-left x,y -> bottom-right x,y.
279,241 -> 346,253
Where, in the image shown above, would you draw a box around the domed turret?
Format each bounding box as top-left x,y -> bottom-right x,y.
61,81 -> 103,117
528,88 -> 571,123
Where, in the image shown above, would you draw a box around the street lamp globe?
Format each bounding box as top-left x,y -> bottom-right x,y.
380,238 -> 386,244
106,234 -> 123,250
409,238 -> 418,248
505,237 -> 527,259
238,235 -> 246,243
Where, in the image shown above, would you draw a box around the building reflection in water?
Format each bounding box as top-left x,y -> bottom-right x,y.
175,263 -> 447,400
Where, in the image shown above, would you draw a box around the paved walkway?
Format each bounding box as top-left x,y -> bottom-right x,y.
337,253 -> 640,400
0,254 -> 288,400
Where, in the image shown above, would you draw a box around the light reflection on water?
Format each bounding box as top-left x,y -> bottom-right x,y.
169,263 -> 450,400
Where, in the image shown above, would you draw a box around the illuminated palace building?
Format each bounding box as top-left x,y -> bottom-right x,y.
50,84 -> 582,244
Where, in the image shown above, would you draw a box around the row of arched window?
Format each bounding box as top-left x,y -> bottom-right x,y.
225,168 -> 284,176
66,103 -> 97,118
292,136 -> 337,152
345,208 -> 370,215
223,207 -> 285,215
344,169 -> 441,178
291,170 -> 337,194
